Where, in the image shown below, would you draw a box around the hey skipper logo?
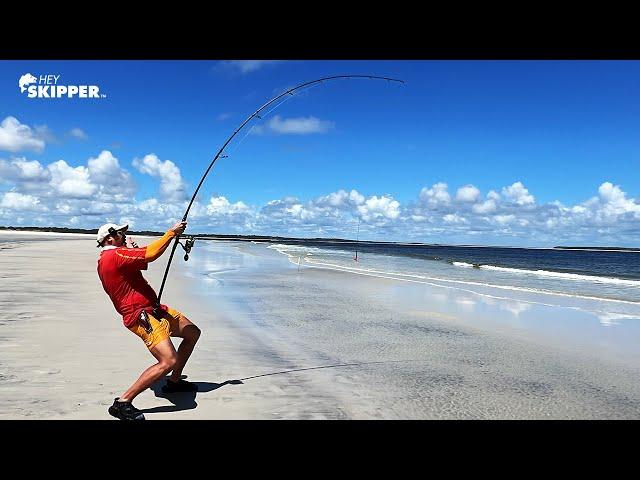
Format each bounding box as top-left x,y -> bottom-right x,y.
18,73 -> 106,99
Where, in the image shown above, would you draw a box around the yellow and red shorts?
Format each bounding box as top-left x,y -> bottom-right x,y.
127,307 -> 184,350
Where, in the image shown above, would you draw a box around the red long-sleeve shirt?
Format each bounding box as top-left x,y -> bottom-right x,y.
97,232 -> 175,327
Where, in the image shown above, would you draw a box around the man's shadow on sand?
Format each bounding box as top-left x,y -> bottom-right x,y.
142,376 -> 244,414
141,361 -> 395,414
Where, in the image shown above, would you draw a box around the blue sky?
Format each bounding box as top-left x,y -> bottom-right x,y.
0,60 -> 639,246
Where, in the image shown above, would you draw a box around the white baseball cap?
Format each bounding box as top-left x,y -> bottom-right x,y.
97,223 -> 129,246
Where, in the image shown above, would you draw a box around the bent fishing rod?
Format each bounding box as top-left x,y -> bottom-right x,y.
153,74 -> 404,315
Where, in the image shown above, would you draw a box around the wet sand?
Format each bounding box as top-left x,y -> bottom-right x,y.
1,232 -> 639,419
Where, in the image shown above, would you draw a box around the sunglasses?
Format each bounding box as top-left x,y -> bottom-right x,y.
107,227 -> 126,243
97,228 -> 127,247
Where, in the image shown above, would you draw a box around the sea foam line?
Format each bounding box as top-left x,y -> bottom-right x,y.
272,244 -> 640,287
474,264 -> 640,287
266,243 -> 640,305
301,258 -> 640,306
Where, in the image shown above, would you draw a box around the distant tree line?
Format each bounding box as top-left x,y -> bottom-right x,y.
0,225 -> 355,243
1,226 -> 635,250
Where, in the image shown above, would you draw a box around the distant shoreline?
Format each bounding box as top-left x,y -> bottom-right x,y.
553,246 -> 640,252
1,226 -> 638,252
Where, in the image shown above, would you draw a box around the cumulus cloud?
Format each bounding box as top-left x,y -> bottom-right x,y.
88,150 -> 136,199
1,151 -> 134,204
48,160 -> 97,198
405,180 -> 640,244
206,196 -> 250,216
443,213 -> 467,224
358,195 -> 401,221
265,198 -> 316,222
0,158 -> 51,185
315,189 -> 365,208
68,128 -> 88,140
33,125 -> 57,144
419,182 -> 451,209
1,152 -> 638,247
132,154 -> 187,202
472,198 -> 497,214
0,192 -> 45,211
456,184 -> 480,203
253,189 -> 401,237
253,115 -> 334,135
597,182 -> 640,216
494,214 -> 515,225
0,117 -> 46,153
502,181 -> 535,206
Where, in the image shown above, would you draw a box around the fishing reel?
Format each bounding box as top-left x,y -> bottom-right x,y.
178,236 -> 196,261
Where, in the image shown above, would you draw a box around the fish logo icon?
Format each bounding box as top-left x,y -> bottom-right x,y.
19,73 -> 37,93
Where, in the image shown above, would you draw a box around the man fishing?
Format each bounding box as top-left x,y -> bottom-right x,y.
96,221 -> 201,421
90,75 -> 401,421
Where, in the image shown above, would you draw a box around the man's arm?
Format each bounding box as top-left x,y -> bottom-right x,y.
145,221 -> 187,262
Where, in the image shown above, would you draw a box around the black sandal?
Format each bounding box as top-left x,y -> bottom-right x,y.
162,379 -> 198,393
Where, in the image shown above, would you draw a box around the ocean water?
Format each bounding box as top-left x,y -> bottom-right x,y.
265,241 -> 640,319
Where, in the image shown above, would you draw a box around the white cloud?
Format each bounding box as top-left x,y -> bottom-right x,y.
0,192 -> 44,211
406,180 -> 640,244
456,184 -> 480,203
1,153 -> 639,247
316,189 -> 365,208
118,217 -> 135,229
206,196 -> 250,216
0,117 -> 46,153
253,115 -> 334,135
33,125 -> 57,144
88,150 -> 135,198
68,128 -> 88,140
0,158 -> 50,184
358,195 -> 400,221
220,60 -> 282,74
48,160 -> 97,198
286,203 -> 313,220
1,151 -> 136,209
254,189 -> 400,236
502,181 -> 535,206
13,159 -> 48,180
597,181 -> 640,216
472,199 -> 496,214
443,213 -> 467,224
494,214 -> 515,225
419,182 -> 451,208
132,154 -> 187,202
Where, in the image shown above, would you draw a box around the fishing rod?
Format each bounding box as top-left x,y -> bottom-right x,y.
153,74 -> 405,315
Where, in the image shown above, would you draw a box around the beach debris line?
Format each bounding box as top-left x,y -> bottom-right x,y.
153,75 -> 405,316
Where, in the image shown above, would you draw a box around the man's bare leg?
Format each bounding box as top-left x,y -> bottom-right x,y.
119,339 -> 178,402
168,317 -> 201,383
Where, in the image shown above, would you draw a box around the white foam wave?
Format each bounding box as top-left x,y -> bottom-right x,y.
301,258 -> 640,306
265,243 -> 640,305
267,243 -> 355,258
453,261 -> 474,268
478,265 -> 640,287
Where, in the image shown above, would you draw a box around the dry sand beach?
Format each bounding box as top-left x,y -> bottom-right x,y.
1,231 -> 640,419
